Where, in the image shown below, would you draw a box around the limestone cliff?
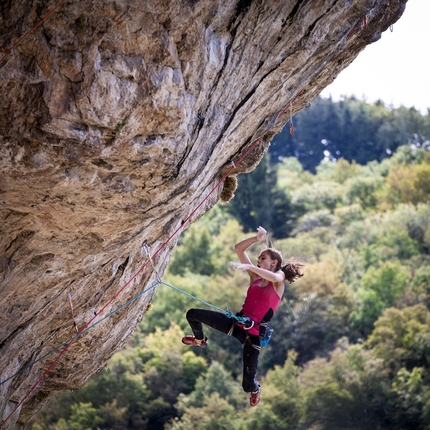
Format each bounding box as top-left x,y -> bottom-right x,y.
0,0 -> 406,427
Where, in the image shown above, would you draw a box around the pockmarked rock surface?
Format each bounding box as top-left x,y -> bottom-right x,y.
0,0 -> 407,427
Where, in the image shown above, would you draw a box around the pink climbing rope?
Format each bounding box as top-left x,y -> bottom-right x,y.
0,0 -> 70,64
0,89 -> 302,427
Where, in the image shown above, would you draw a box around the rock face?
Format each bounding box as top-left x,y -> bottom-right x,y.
0,0 -> 407,427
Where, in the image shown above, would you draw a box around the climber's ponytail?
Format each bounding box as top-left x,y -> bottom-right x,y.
281,261 -> 305,284
262,248 -> 304,284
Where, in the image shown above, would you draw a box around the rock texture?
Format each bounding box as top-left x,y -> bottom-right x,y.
0,0 -> 407,427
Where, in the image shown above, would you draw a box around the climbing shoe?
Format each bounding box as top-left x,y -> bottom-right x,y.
182,335 -> 208,348
250,386 -> 261,406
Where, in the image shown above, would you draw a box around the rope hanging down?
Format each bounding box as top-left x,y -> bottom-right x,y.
1,9 -> 303,423
0,279 -> 250,388
1,245 -> 251,388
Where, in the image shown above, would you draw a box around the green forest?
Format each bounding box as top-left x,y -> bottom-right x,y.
31,97 -> 430,430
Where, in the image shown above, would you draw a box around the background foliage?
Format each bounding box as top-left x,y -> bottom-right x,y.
31,97 -> 430,430
269,96 -> 430,172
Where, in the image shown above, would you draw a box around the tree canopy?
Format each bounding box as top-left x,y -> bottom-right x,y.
270,96 -> 430,172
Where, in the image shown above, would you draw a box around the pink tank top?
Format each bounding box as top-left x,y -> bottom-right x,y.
240,278 -> 281,335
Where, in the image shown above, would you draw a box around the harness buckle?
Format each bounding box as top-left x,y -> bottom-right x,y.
243,320 -> 255,330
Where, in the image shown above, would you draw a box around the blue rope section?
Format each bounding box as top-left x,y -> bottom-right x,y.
161,281 -> 251,325
0,281 -> 160,386
1,279 -> 250,387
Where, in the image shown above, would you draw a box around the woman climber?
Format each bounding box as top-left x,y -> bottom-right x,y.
182,226 -> 304,406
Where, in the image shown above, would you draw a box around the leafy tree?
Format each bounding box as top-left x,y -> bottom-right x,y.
360,227 -> 421,269
167,393 -> 240,430
299,343 -> 390,430
350,261 -> 410,338
302,381 -> 357,430
66,403 -> 104,430
337,217 -> 379,252
385,162 -> 430,206
293,209 -> 336,233
390,367 -> 429,430
168,218 -> 244,277
382,142 -> 430,169
176,361 -> 243,410
333,204 -> 365,228
345,176 -> 384,209
290,180 -> 343,212
139,324 -> 208,404
410,265 -> 430,308
203,219 -> 245,274
366,305 -> 430,375
33,351 -> 151,429
257,351 -> 302,429
169,225 -> 216,276
276,156 -> 314,191
392,203 -> 430,253
317,157 -> 362,183
362,262 -> 409,305
171,362 -> 246,430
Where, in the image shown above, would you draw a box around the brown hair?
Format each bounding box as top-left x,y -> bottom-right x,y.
262,248 -> 304,284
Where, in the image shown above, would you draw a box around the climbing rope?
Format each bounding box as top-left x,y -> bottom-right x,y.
0,2 -> 305,425
346,15 -> 368,40
0,0 -> 70,65
160,280 -> 251,325
1,92 -> 301,427
0,278 -> 251,388
0,280 -> 161,387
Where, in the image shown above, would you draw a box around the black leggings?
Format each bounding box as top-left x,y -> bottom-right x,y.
186,308 -> 261,393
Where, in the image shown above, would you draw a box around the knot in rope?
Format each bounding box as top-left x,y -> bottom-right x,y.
225,309 -> 251,325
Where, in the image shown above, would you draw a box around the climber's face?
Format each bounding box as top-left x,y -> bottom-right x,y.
257,251 -> 277,272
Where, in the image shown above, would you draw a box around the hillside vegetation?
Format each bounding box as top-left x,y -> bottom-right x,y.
270,96 -> 430,172
31,99 -> 430,430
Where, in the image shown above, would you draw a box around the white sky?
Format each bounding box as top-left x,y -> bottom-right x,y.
320,1 -> 430,114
